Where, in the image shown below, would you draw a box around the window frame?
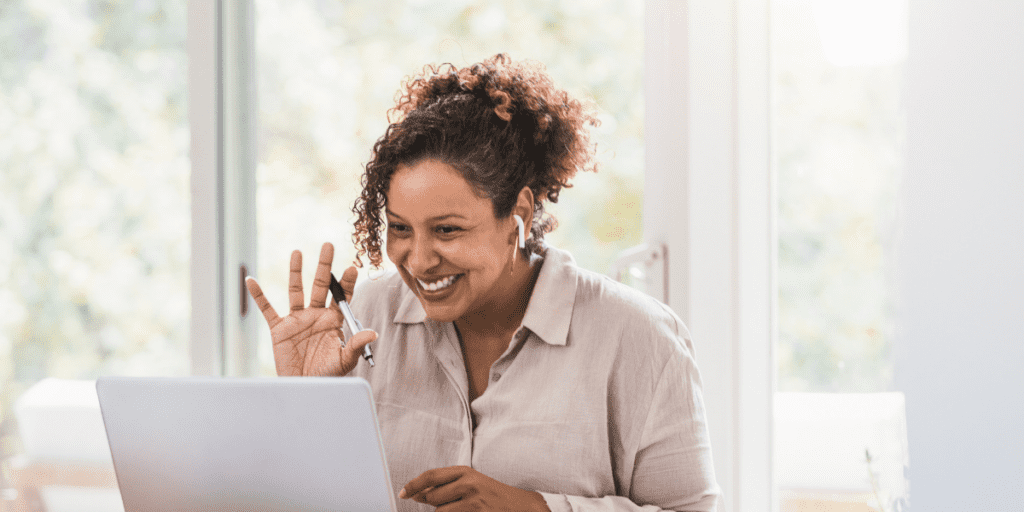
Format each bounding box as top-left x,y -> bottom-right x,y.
188,0 -> 258,378
644,1 -> 773,510
188,0 -> 222,377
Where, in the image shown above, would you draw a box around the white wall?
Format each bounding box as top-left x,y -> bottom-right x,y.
897,2 -> 1024,510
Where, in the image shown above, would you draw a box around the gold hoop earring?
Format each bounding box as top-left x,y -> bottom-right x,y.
511,214 -> 525,275
510,238 -> 517,275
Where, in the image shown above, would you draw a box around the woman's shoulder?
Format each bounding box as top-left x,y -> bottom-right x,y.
576,266 -> 665,310
560,258 -> 702,403
537,246 -> 694,363
572,265 -> 690,340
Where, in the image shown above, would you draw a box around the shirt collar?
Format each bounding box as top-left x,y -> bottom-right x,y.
392,244 -> 579,347
393,280 -> 427,324
520,244 -> 576,346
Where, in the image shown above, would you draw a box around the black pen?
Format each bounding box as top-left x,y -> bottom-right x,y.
329,272 -> 374,367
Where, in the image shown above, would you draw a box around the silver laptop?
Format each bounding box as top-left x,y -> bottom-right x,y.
96,376 -> 398,512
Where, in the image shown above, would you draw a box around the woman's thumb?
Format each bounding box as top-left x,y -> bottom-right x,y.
346,329 -> 377,355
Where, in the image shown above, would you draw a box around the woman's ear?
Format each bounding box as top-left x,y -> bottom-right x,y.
514,186 -> 535,226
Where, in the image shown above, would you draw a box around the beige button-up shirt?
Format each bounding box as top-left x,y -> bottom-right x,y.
349,245 -> 720,512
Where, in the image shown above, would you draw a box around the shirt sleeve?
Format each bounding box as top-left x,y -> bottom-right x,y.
536,342 -> 721,512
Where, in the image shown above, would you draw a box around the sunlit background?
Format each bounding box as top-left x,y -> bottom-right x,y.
772,1 -> 907,510
775,0 -> 904,395
0,0 -> 912,510
1,1 -> 190,509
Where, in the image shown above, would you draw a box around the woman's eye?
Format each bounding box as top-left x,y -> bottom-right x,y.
388,223 -> 410,234
437,225 -> 462,235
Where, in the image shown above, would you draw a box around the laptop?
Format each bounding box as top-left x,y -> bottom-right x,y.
96,376 -> 398,512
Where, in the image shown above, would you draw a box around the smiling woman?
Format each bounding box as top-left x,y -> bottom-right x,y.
244,55 -> 720,511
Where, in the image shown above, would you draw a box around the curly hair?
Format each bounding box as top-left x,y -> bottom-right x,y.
351,53 -> 599,268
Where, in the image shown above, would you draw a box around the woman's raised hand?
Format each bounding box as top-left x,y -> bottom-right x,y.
244,242 -> 377,377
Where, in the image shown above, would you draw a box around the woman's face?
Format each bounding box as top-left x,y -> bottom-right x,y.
385,158 -> 517,323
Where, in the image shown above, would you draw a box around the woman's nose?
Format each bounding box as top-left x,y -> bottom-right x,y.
406,234 -> 440,274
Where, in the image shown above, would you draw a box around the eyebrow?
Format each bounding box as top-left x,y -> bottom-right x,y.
385,209 -> 469,222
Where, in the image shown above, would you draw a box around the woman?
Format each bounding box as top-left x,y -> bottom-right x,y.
245,54 -> 720,511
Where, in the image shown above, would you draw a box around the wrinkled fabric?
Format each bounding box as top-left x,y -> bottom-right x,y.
349,245 -> 720,512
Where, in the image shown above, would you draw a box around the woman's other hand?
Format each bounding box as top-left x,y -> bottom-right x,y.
399,466 -> 550,512
244,242 -> 376,376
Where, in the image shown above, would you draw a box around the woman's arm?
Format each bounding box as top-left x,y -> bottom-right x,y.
539,346 -> 721,512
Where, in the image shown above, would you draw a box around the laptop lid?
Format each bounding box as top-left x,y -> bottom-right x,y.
96,376 -> 397,512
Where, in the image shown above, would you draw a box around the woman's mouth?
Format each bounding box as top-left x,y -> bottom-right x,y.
416,274 -> 463,292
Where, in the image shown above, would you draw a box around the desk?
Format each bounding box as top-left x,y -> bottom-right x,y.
3,455 -> 118,512
6,379 -> 120,512
779,489 -> 879,512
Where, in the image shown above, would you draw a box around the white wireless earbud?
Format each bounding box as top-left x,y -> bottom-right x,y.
513,214 -> 526,249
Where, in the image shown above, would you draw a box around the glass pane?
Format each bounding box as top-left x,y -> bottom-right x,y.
774,0 -> 903,394
255,0 -> 644,376
0,1 -> 189,510
772,0 -> 908,511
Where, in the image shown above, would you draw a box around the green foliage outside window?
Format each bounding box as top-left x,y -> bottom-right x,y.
0,0 -> 191,462
773,0 -> 901,392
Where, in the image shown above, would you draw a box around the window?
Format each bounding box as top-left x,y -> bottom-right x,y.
774,0 -> 901,393
0,1 -> 189,509
771,0 -> 909,510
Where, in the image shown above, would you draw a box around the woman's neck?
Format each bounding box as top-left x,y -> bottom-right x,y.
455,252 -> 542,344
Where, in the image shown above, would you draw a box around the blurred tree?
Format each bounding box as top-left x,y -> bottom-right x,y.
773,0 -> 900,392
0,0 -> 191,451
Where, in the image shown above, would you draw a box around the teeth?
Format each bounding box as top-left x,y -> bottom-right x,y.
417,274 -> 459,292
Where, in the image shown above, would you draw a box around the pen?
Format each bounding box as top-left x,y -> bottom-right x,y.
329,272 -> 375,367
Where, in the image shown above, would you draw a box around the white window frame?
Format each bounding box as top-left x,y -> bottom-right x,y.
188,0 -> 258,377
645,1 -> 773,510
190,0 -> 775,507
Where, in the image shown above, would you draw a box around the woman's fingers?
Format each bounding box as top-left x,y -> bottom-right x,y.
412,481 -> 464,507
309,242 -> 334,308
245,276 -> 281,329
400,466 -> 467,500
289,250 -> 304,312
340,265 -> 359,302
341,329 -> 377,369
